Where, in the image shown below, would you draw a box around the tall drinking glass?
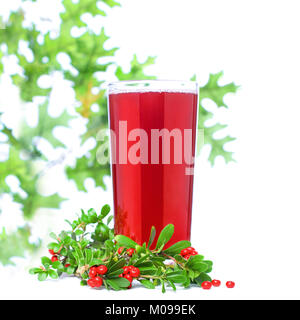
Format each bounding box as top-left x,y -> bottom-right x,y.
108,80 -> 198,247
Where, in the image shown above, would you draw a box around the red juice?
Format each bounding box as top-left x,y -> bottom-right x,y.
108,82 -> 198,248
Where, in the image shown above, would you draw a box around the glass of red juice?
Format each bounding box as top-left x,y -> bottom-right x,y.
108,80 -> 198,248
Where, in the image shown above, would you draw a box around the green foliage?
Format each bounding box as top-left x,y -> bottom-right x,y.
30,205 -> 213,292
0,146 -> 65,220
196,71 -> 239,164
0,0 -> 238,265
20,103 -> 75,148
115,55 -> 157,81
0,226 -> 40,265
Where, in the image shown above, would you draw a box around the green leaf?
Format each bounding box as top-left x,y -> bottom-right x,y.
0,226 -> 40,265
174,254 -> 187,263
84,249 -> 93,265
161,281 -> 166,293
20,102 -> 75,148
47,243 -> 61,253
134,254 -> 151,267
102,0 -> 121,8
41,256 -> 52,267
195,273 -> 212,286
147,226 -> 156,248
107,215 -> 114,225
163,240 -> 191,255
105,239 -> 114,250
14,191 -> 66,220
88,209 -> 98,223
114,235 -> 138,249
65,220 -> 73,228
29,268 -> 43,275
106,278 -> 130,291
63,236 -> 72,245
166,271 -> 188,284
137,261 -> 157,274
108,259 -> 126,273
89,258 -> 104,266
0,147 -> 65,219
107,269 -> 124,277
139,279 -> 155,289
195,72 -> 239,165
115,55 -> 156,81
200,71 -> 239,108
38,272 -> 48,282
66,157 -> 109,192
203,260 -> 213,273
168,280 -> 176,291
75,229 -> 84,236
155,224 -> 174,251
48,269 -> 59,279
66,265 -> 76,275
185,256 -> 209,274
113,277 -> 131,288
49,233 -> 58,241
81,211 -> 89,223
51,261 -> 64,272
100,204 -> 111,218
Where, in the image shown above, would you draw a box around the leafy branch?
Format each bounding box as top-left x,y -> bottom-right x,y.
30,204 -> 213,292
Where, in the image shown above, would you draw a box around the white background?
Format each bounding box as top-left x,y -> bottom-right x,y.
1,0 -> 300,300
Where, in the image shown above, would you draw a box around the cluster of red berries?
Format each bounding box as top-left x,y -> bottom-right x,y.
49,249 -> 70,268
180,247 -> 198,260
201,280 -> 235,290
118,266 -> 141,289
117,247 -> 136,257
49,249 -> 60,263
87,265 -> 108,288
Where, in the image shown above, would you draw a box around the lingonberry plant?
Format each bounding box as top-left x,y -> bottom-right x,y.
29,204 -> 214,292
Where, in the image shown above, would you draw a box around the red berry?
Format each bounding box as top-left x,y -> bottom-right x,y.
185,254 -> 191,260
211,279 -> 221,287
118,247 -> 125,255
51,256 -> 58,262
180,249 -> 189,256
65,264 -> 71,268
186,247 -> 195,254
130,267 -> 140,278
126,248 -> 135,256
123,266 -> 130,274
87,279 -> 96,288
226,281 -> 235,288
124,274 -> 133,283
89,267 -> 97,278
49,249 -> 55,255
119,273 -> 124,278
97,265 -> 108,275
93,276 -> 103,288
201,281 -> 212,290
191,251 -> 198,256
127,283 -> 132,289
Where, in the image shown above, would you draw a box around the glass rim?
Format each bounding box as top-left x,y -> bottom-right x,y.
108,80 -> 198,94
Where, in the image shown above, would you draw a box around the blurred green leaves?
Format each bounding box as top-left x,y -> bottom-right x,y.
197,72 -> 239,164
115,55 -> 157,81
0,226 -> 40,265
0,0 -> 238,265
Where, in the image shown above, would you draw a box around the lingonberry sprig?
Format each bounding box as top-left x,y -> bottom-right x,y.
29,204 -> 221,292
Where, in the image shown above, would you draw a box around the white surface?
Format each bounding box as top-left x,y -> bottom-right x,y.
1,0 -> 300,300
